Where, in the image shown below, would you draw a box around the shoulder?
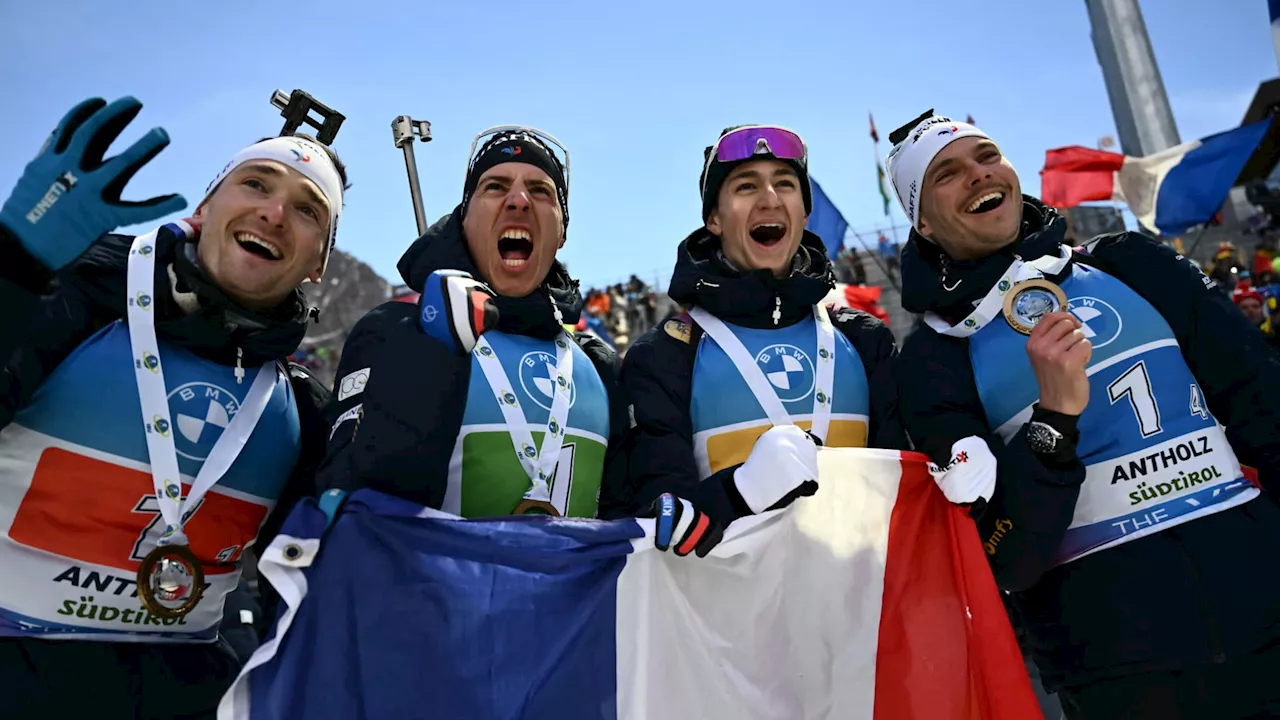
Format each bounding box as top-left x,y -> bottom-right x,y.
284,361 -> 332,413
570,330 -> 618,374
830,306 -> 897,361
345,300 -> 420,340
659,311 -> 695,345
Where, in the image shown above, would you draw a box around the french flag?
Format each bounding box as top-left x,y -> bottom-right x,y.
218,449 -> 1041,720
1039,119 -> 1271,236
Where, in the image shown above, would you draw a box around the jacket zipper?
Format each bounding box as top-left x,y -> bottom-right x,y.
235,347 -> 245,385
772,296 -> 781,326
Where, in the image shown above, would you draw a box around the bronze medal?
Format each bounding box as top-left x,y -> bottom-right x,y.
1002,278 -> 1067,335
512,498 -> 561,517
137,544 -> 204,619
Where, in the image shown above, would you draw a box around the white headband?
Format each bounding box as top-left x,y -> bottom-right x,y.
205,136 -> 343,273
886,116 -> 991,229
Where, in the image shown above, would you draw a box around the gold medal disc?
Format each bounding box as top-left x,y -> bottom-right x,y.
137,544 -> 204,619
1002,278 -> 1068,335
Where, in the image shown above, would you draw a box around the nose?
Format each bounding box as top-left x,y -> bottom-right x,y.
756,184 -> 784,209
504,183 -> 532,213
965,158 -> 993,187
258,194 -> 287,226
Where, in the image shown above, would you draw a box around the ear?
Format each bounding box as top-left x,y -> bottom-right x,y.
916,213 -> 933,241
706,210 -> 722,237
307,257 -> 326,285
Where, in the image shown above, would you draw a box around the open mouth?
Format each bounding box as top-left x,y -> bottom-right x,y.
235,232 -> 283,261
498,228 -> 534,268
965,191 -> 1006,215
749,223 -> 787,247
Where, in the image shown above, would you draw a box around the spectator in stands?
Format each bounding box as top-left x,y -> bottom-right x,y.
1232,282 -> 1280,350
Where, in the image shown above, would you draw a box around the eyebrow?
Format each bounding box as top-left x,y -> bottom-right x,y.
482,173 -> 556,192
237,162 -> 329,211
728,166 -> 799,183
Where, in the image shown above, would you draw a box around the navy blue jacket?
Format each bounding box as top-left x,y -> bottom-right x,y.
620,227 -> 909,526
898,197 -> 1280,690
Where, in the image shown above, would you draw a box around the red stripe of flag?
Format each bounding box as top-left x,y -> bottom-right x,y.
874,452 -> 1043,719
1039,146 -> 1126,209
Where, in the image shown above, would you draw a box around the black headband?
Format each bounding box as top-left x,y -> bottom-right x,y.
461,136 -> 569,229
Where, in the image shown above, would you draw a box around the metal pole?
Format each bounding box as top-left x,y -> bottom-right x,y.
392,115 -> 432,236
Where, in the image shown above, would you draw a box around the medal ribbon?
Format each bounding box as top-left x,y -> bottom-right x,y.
472,332 -> 574,504
688,305 -> 836,442
125,228 -> 278,548
923,246 -> 1073,338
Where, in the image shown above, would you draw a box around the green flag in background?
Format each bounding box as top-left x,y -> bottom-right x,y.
876,159 -> 891,216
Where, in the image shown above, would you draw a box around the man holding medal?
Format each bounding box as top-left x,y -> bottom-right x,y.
888,111 -> 1280,718
317,125 -> 632,520
0,97 -> 342,717
619,125 -> 908,558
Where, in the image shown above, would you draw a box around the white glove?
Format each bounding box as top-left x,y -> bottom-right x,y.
928,435 -> 998,505
733,425 -> 820,514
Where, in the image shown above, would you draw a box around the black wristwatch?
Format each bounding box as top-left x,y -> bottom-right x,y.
1026,404 -> 1080,458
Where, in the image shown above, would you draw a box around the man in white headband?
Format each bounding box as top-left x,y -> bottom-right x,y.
888,110 -> 1280,718
0,96 -> 346,717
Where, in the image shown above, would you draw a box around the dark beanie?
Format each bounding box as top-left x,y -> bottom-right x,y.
462,135 -> 570,229
699,125 -> 813,222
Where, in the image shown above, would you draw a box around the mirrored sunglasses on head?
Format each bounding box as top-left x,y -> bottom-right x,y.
467,125 -> 571,192
702,125 -> 807,194
711,125 -> 806,164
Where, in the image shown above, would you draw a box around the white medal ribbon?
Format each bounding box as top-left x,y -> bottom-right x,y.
472,332 -> 575,503
688,305 -> 836,442
125,229 -> 278,548
923,246 -> 1073,338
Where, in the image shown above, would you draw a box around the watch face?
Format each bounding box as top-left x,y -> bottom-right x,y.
1028,422 -> 1059,453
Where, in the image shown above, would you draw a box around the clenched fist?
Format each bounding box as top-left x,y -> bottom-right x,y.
1026,311 -> 1092,416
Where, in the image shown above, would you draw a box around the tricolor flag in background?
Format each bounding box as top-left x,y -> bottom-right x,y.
1039,119 -> 1272,236
219,449 -> 1042,720
807,177 -> 851,261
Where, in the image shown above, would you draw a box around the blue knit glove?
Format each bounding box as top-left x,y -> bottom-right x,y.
418,269 -> 500,355
0,97 -> 187,271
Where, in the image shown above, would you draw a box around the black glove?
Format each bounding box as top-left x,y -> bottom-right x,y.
652,493 -> 724,558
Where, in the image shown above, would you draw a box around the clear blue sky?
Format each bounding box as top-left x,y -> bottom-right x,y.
1,0 -> 1275,291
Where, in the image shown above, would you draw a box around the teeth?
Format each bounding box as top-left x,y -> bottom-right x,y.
503,258 -> 527,268
752,223 -> 785,231
501,228 -> 531,241
966,192 -> 1004,213
234,232 -> 282,259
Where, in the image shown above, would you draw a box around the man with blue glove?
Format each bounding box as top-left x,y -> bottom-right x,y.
317,125 -> 631,520
0,97 -> 344,717
621,125 -> 909,558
